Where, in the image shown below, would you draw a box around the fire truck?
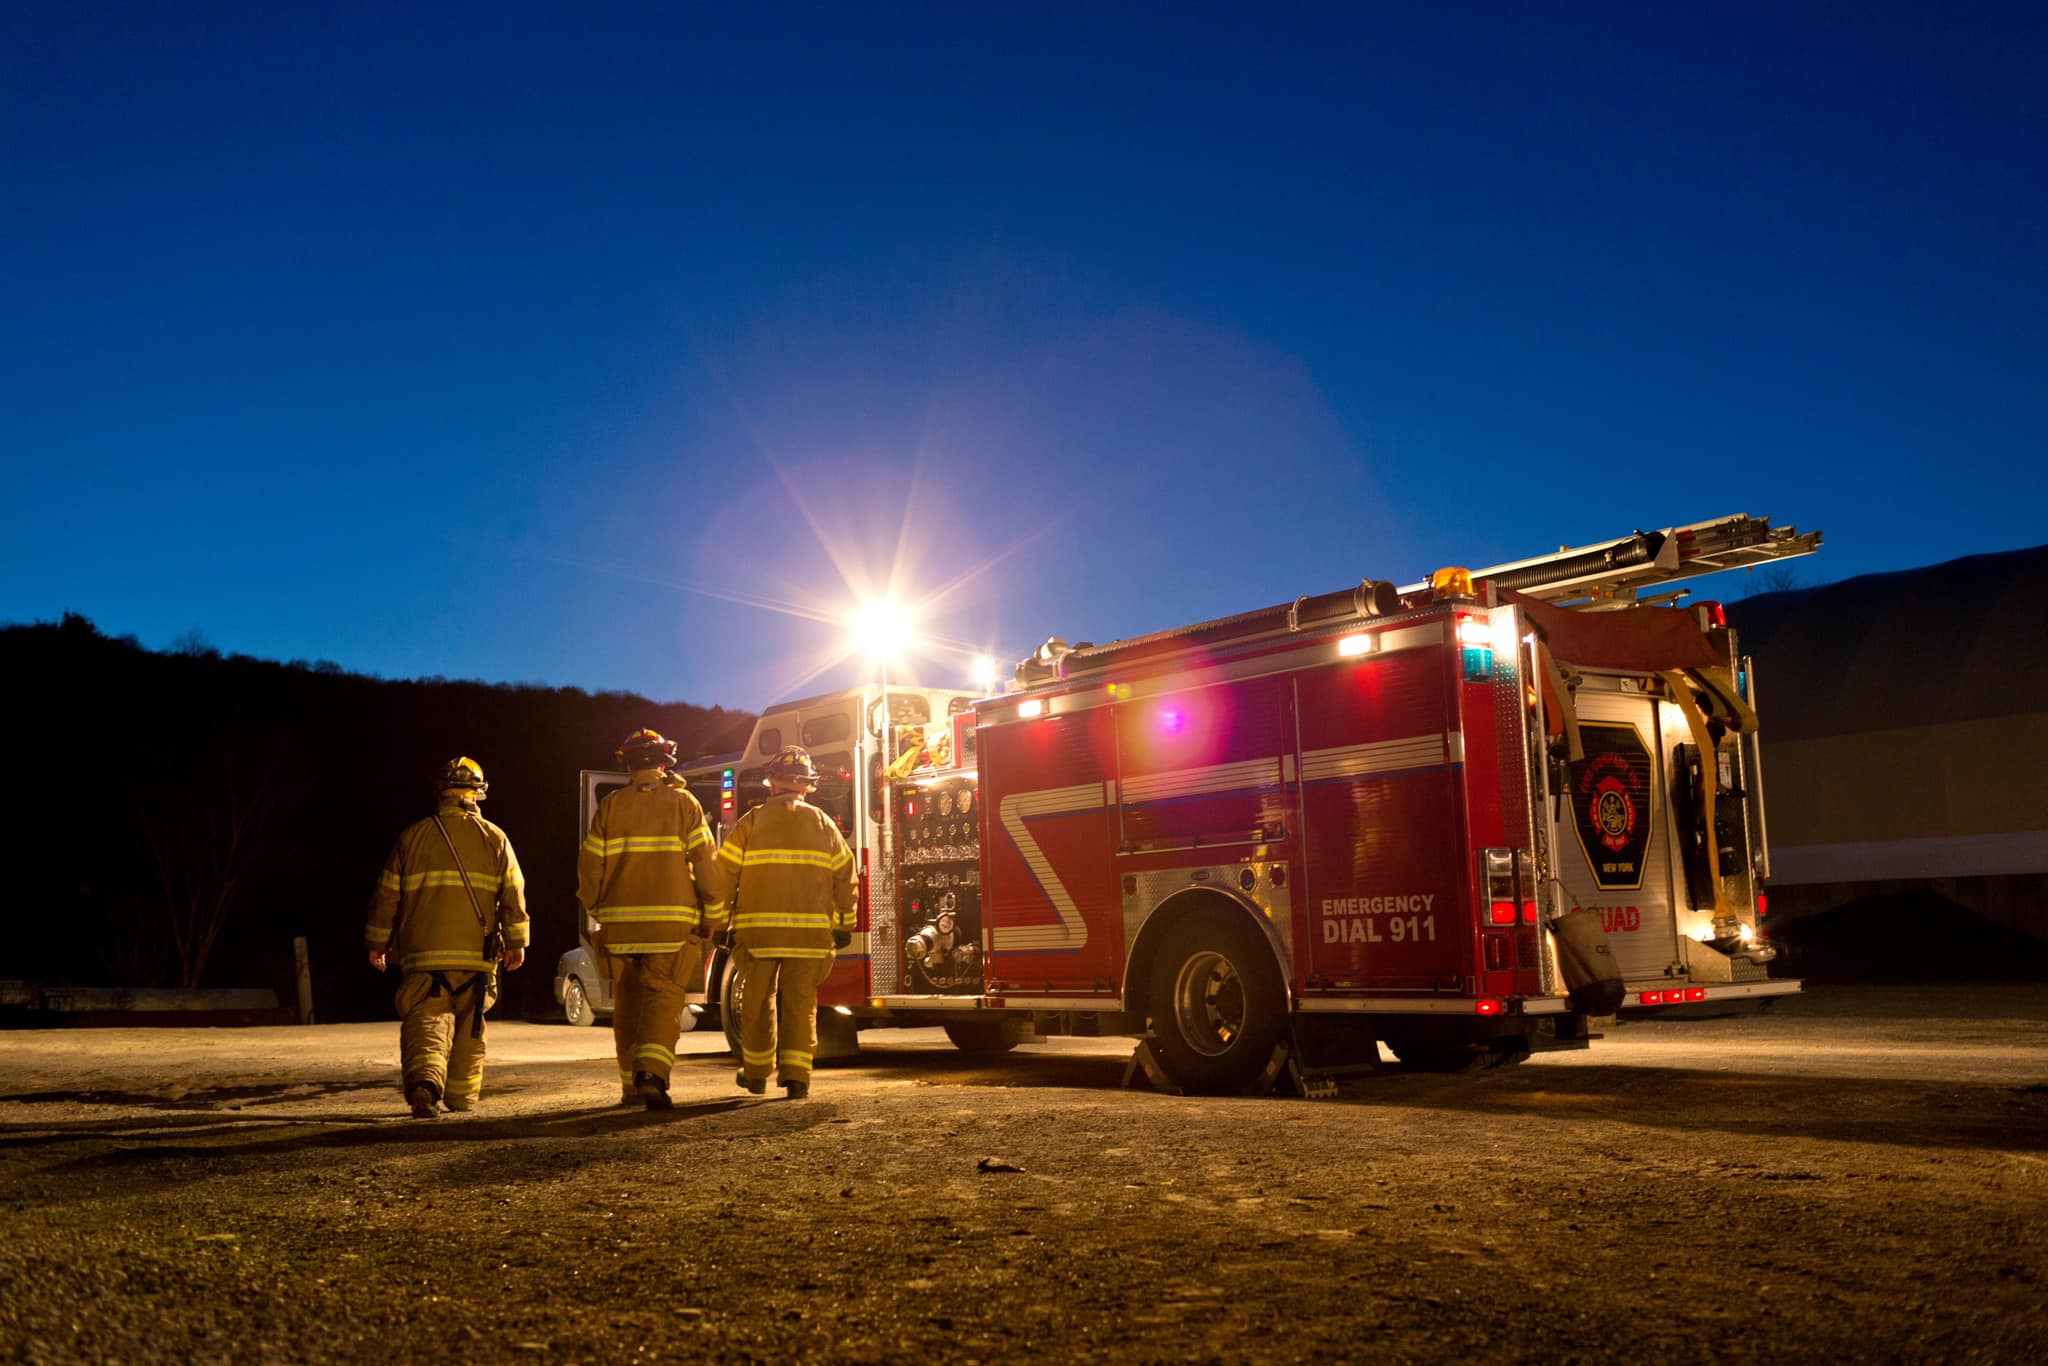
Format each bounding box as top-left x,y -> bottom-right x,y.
561,514 -> 1819,1094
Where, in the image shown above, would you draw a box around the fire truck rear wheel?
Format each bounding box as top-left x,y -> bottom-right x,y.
1383,1035 -> 1531,1073
1147,910 -> 1287,1095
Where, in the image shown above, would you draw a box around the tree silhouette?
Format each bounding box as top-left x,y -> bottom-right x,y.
1,613 -> 753,1015
1743,563 -> 1815,597
134,727 -> 292,989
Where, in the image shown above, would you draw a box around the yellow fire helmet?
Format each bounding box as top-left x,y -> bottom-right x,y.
616,727 -> 678,771
434,756 -> 488,797
765,745 -> 820,785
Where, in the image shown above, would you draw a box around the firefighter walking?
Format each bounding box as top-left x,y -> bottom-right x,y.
715,746 -> 855,1100
577,728 -> 726,1110
365,758 -> 529,1119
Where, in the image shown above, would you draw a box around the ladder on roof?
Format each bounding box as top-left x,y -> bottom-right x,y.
1400,513 -> 1823,607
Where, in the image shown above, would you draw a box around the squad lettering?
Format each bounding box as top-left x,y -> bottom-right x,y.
1572,904 -> 1643,933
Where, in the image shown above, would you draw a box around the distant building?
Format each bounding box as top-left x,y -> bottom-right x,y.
1728,545 -> 2048,948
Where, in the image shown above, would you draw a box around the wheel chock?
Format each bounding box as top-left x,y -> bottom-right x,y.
1286,1050 -> 1341,1101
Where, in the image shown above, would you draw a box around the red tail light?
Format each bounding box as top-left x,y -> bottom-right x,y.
1698,601 -> 1727,628
1521,900 -> 1539,924
1640,988 -> 1717,1006
1488,901 -> 1517,925
1756,894 -> 1769,917
1475,998 -> 1503,1016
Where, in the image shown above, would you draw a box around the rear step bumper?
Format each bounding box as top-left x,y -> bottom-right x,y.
1292,978 -> 1801,1017
1621,978 -> 1802,1008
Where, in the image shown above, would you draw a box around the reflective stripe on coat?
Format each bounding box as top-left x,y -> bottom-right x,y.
576,781 -> 726,954
715,794 -> 855,960
365,799 -> 529,973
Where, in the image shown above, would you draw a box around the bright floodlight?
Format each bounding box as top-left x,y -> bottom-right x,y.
853,598 -> 913,660
971,655 -> 998,691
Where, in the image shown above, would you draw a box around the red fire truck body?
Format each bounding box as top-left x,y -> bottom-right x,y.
561,515 -> 1818,1093
875,593 -> 1554,1088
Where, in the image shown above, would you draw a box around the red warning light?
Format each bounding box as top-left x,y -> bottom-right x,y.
1475,998 -> 1503,1016
1488,901 -> 1517,925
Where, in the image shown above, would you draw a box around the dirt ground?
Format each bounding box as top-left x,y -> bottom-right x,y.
2,984 -> 2044,1364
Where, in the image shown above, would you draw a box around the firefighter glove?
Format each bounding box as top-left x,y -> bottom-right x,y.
831,930 -> 851,950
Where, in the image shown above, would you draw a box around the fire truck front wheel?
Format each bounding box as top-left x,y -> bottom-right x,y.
944,1018 -> 1026,1056
1147,910 -> 1288,1094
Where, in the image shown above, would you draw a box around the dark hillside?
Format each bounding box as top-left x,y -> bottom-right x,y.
0,615 -> 752,1022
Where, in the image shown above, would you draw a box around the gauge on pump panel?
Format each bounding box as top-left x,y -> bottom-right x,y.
958,790 -> 973,815
939,791 -> 955,817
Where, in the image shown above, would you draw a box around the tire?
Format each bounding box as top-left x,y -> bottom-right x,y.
562,976 -> 596,1028
1145,909 -> 1288,1094
1384,1034 -> 1532,1073
944,1019 -> 1022,1056
1486,1038 -> 1532,1069
1383,1044 -> 1490,1073
719,955 -> 747,1059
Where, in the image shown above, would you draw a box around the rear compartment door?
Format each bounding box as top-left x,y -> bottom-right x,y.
1551,683 -> 1684,982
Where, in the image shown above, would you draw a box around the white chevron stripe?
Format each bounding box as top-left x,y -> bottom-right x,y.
993,783 -> 1105,951
1300,733 -> 1451,782
1120,756 -> 1281,804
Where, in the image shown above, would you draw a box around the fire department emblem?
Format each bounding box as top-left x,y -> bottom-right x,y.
1592,777 -> 1636,852
1569,722 -> 1653,892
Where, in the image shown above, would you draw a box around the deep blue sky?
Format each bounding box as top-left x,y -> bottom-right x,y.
4,3 -> 2041,708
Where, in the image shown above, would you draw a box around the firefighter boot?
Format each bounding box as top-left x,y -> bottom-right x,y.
735,1070 -> 765,1096
406,1082 -> 441,1119
633,1071 -> 673,1112
782,1079 -> 810,1101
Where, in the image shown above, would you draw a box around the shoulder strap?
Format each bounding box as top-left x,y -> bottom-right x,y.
430,814 -> 490,930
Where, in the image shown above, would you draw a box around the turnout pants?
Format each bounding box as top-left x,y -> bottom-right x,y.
609,942 -> 704,1092
396,969 -> 495,1110
734,946 -> 834,1086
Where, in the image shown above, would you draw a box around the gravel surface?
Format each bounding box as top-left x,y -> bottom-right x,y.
3,984 -> 2044,1363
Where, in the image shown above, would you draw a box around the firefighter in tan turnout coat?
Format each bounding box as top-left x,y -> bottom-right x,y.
716,745 -> 856,1100
365,758 -> 529,1118
577,728 -> 726,1110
